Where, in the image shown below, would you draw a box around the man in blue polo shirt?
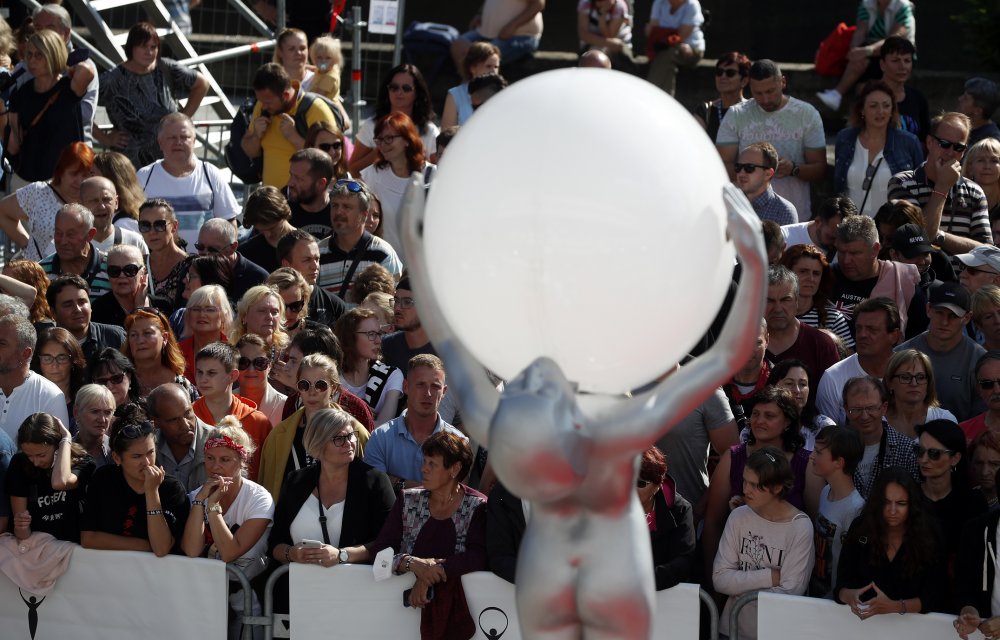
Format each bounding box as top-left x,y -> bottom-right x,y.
364,354 -> 466,491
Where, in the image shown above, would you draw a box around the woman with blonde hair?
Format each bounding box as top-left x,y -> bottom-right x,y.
93,151 -> 147,231
266,268 -> 311,338
883,349 -> 955,439
231,285 -> 289,356
258,354 -> 370,498
972,286 -> 1000,352
179,284 -> 232,384
122,306 -> 196,399
963,137 -> 1000,222
361,291 -> 394,332
347,263 -> 396,305
1,259 -> 54,330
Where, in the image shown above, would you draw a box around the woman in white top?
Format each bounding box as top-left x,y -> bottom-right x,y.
713,447 -> 814,640
360,111 -> 435,256
883,349 -> 956,440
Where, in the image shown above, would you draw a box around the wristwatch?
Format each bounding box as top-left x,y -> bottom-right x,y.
339,549 -> 350,564
207,504 -> 223,515
790,162 -> 800,177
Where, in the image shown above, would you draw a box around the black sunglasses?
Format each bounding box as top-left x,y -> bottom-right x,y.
979,378 -> 1000,390
108,264 -> 142,278
138,220 -> 168,233
318,141 -> 343,153
285,299 -> 305,313
913,444 -> 955,461
715,68 -> 744,78
238,356 -> 270,371
194,243 -> 224,254
94,373 -> 126,386
933,135 -> 967,153
734,163 -> 767,174
298,379 -> 331,393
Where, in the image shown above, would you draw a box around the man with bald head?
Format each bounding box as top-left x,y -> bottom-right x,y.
149,383 -> 212,492
579,50 -> 612,69
39,204 -> 112,300
197,218 -> 268,303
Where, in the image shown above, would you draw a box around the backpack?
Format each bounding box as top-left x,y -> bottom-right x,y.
224,92 -> 346,184
402,22 -> 459,86
815,23 -> 857,77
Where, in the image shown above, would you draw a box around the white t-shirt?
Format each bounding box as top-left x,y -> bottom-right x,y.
813,485 -> 865,598
137,160 -> 241,253
357,117 -> 439,158
781,221 -> 812,248
290,493 -> 345,546
0,372 -> 69,440
360,162 -> 435,258
188,479 -> 274,580
342,367 -> 404,418
846,142 -> 892,217
815,354 -> 866,425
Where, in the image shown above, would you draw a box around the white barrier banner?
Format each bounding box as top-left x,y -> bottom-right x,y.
0,547 -> 227,639
757,591 -> 977,639
462,573 -> 702,640
290,563 -> 420,639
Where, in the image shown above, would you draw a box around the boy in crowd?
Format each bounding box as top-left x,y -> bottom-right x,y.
192,342 -> 273,480
809,425 -> 865,599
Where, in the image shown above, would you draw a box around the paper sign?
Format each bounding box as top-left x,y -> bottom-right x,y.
368,0 -> 398,35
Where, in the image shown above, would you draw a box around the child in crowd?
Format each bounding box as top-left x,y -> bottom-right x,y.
191,342 -> 273,481
808,425 -> 865,599
430,125 -> 458,165
308,35 -> 343,103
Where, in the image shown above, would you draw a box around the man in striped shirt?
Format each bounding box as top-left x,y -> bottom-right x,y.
887,112 -> 991,255
39,203 -> 111,301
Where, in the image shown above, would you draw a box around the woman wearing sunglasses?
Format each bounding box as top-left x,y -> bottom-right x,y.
81,408 -> 191,555
334,307 -> 404,428
266,408 -> 392,614
266,268 -> 313,339
122,306 -> 196,400
179,284 -> 233,385
30,327 -> 86,432
637,445 -> 695,590
139,199 -> 193,310
88,347 -> 143,409
694,52 -> 749,143
259,354 -> 371,499
91,244 -> 150,327
348,63 -> 437,175
916,419 -> 988,609
305,121 -> 351,181
236,333 -> 286,428
834,80 -> 923,217
883,350 -> 955,439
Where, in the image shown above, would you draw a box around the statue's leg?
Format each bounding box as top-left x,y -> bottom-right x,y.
515,517 -> 583,640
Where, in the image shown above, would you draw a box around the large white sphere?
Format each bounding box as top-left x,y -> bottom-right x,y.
424,68 -> 734,394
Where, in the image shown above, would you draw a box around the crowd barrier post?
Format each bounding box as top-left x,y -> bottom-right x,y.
699,587 -> 720,640
728,591 -> 759,640
262,563 -> 290,640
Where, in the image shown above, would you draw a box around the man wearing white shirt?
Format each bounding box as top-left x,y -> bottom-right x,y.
0,315 -> 69,440
781,196 -> 858,260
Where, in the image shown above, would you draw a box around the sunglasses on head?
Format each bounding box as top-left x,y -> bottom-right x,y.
298,379 -> 331,393
285,299 -> 305,313
335,179 -> 366,194
318,141 -> 343,153
734,163 -> 767,174
388,83 -> 414,93
933,135 -> 967,153
913,444 -> 955,461
138,220 -> 168,233
238,356 -> 270,371
108,264 -> 142,279
715,68 -> 744,78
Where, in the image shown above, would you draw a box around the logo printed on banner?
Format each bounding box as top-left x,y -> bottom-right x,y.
478,606 -> 509,639
18,589 -> 45,639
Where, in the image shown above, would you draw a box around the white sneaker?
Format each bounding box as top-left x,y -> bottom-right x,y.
816,88 -> 842,111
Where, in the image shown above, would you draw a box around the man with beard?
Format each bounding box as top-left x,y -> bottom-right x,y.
286,148 -> 334,240
149,383 -> 213,492
0,315 -> 69,440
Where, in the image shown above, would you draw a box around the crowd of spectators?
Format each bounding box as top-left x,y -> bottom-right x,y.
0,1 -> 997,639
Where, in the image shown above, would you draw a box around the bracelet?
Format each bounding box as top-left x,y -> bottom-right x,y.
898,600 -> 905,615
284,545 -> 291,563
191,500 -> 204,507
932,189 -> 948,198
59,437 -> 71,445
146,509 -> 163,516
405,556 -> 413,573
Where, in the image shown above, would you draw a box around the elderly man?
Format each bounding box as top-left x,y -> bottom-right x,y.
317,180 -> 402,299
149,382 -> 213,492
830,214 -> 927,336
0,315 -> 69,440
137,113 -> 240,252
717,59 -> 826,219
39,204 -> 111,300
896,282 -> 986,422
77,177 -> 147,256
47,275 -> 125,361
287,148 -> 335,240
955,245 -> 1000,295
888,112 -> 992,255
736,142 -> 797,225
842,376 -> 918,499
364,355 -> 466,490
197,218 -> 268,304
781,196 -> 858,261
958,77 -> 1000,147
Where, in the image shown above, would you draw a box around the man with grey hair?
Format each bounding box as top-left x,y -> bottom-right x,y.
39,204 -> 111,301
764,265 -> 840,407
317,180 -> 403,298
831,214 -> 928,337
137,112 -> 240,252
196,218 -> 268,303
0,294 -> 31,319
149,383 -> 212,492
0,315 -> 69,440
41,177 -> 148,258
958,78 -> 1000,147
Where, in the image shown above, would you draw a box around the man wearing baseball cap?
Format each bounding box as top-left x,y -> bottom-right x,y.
888,224 -> 941,293
896,281 -> 986,421
955,245 -> 1000,295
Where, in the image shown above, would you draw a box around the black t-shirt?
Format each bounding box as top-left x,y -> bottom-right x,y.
9,75 -> 84,181
288,201 -> 332,240
380,332 -> 434,373
80,464 -> 190,553
897,86 -> 930,145
831,267 -> 930,339
89,291 -> 128,328
6,453 -> 95,543
283,419 -> 315,481
237,232 -> 280,274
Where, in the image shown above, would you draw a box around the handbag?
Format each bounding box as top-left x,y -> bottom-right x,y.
815,23 -> 857,77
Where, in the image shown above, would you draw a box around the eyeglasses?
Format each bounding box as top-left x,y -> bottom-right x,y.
334,179 -> 366,194
285,299 -> 305,313
297,379 -> 331,393
194,243 -> 225,254
979,378 -> 1000,390
734,163 -> 767,174
356,330 -> 384,341
715,68 -> 744,78
933,135 -> 967,153
39,354 -> 70,365
331,432 -> 357,447
318,141 -> 343,153
391,297 -> 415,309
94,373 -> 126,386
188,306 -> 220,315
238,356 -> 270,371
893,372 -> 928,385
913,445 -> 955,461
846,404 -> 882,418
138,220 -> 168,233
387,83 -> 414,93
108,264 -> 142,279
374,134 -> 400,146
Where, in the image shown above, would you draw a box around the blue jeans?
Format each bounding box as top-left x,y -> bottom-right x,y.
460,30 -> 540,64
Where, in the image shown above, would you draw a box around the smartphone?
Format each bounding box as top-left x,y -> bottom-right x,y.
402,586 -> 434,607
300,539 -> 323,549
